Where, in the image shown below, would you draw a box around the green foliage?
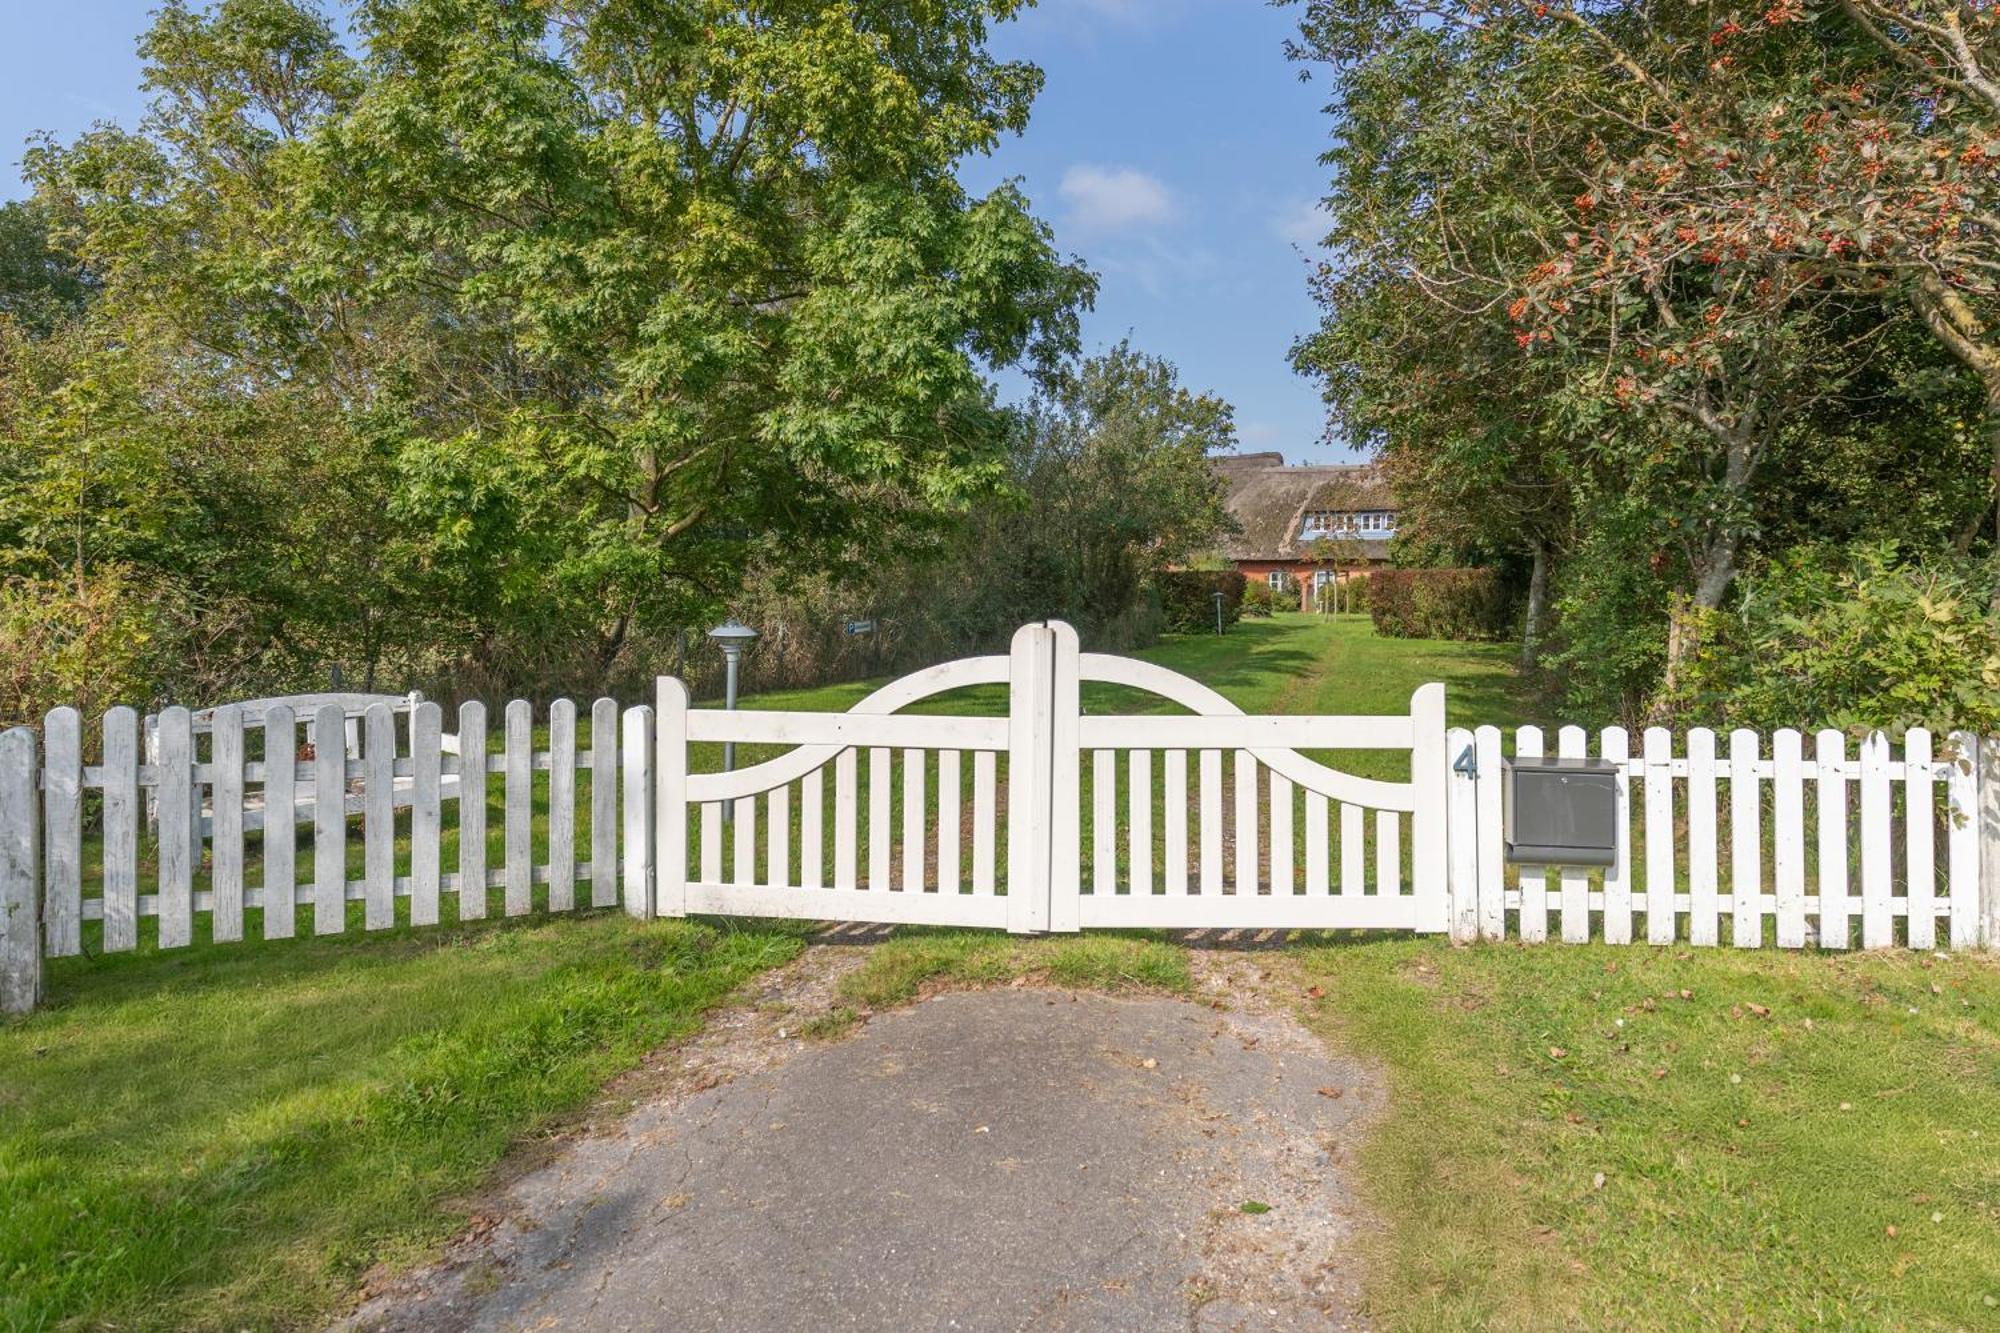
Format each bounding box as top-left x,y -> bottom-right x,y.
1240,578 -> 1276,618
1368,568 -> 1510,642
0,567 -> 165,728
1157,569 -> 1245,633
0,200 -> 91,336
1675,543 -> 2000,735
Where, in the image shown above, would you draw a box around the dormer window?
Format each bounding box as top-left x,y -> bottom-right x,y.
1301,509 -> 1396,539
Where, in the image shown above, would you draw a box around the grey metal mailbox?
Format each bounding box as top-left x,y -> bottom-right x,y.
1505,756 -> 1620,865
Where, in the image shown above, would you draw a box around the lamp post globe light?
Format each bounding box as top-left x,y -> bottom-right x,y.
708,621 -> 758,813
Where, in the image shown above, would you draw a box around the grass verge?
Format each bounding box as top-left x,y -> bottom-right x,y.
0,914 -> 806,1331
1289,937 -> 2000,1330
833,929 -> 1194,1015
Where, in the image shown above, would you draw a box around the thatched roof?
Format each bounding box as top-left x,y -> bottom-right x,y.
1213,453 -> 1394,562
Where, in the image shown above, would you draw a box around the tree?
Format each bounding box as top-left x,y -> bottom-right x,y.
17,0 -> 1093,694
0,201 -> 92,337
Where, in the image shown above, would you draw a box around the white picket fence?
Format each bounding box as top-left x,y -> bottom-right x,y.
1443,724 -> 1997,950
1,622 -> 1996,1015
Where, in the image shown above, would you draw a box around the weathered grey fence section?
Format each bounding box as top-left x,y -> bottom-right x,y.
1444,725 -> 1996,949
0,695 -> 653,1012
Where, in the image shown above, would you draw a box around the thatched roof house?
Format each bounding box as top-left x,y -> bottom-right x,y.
1213,452 -> 1397,571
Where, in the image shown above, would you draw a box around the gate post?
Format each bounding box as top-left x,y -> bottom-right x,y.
655,678 -> 689,919
1006,622 -> 1073,933
1047,622 -> 1082,933
1409,683 -> 1449,934
1445,726 -> 1478,943
621,704 -> 655,920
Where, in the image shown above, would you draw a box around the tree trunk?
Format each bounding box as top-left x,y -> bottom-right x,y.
1656,530 -> 1740,721
1521,541 -> 1551,668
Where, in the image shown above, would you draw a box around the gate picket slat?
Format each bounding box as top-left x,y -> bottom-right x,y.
938,751 -> 961,893
41,708 -> 81,957
1305,791 -> 1329,895
1198,750 -> 1222,895
1815,729 -> 1850,949
803,767 -> 825,890
1233,751 -> 1258,894
211,707 -> 247,943
701,802 -> 723,884
504,701 -> 533,916
768,783 -> 790,892
261,706 -> 295,940
412,703 -> 442,926
156,707 -> 194,949
313,703 -> 347,936
1340,803 -> 1362,897
1642,727 -> 1674,944
1268,771 -> 1293,895
1093,750 -> 1115,896
548,699 -> 576,911
591,699 -> 619,908
1557,726 -> 1589,943
458,702 -> 488,921
1773,729 -> 1806,949
1164,750 -> 1188,895
1602,727 -> 1632,944
834,749 -> 858,890
363,704 -> 395,930
1730,728 -> 1762,948
902,749 -> 925,892
1860,730 -> 1892,948
1514,726 -> 1547,942
733,796 -> 756,888
1687,728 -> 1719,946
1946,731 -> 1980,948
972,750 -> 996,894
868,748 -> 891,890
1474,726 -> 1504,940
1905,729 -> 1936,950
1129,750 -> 1153,895
1375,809 -> 1400,898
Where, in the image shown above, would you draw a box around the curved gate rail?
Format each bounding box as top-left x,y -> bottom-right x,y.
652,621 -> 1450,934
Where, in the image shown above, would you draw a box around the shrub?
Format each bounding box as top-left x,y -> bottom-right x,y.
1241,579 -> 1276,617
1673,542 -> 2000,736
1312,572 -> 1371,614
1157,570 -> 1245,632
1369,568 -> 1510,640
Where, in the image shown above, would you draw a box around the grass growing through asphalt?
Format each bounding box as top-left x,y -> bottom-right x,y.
0,915 -> 807,1331
833,929 -> 1194,1012
1288,938 -> 2000,1330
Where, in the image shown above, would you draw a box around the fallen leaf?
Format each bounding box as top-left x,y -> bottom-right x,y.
1678,989 -> 1693,1000
1549,1046 -> 1568,1060
1240,1201 -> 1272,1215
1306,985 -> 1325,999
1652,1067 -> 1668,1080
1141,1057 -> 1158,1070
1317,1086 -> 1345,1099
1592,1172 -> 1606,1190
1748,1003 -> 1771,1018
1885,1224 -> 1898,1238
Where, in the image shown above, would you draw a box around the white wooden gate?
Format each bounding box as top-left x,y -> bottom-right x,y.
652,621 -> 1450,934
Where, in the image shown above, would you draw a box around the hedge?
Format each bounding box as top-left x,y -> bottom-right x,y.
1158,570 -> 1246,632
1368,568 -> 1511,640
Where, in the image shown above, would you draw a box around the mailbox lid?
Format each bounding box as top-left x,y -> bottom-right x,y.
1504,756 -> 1619,865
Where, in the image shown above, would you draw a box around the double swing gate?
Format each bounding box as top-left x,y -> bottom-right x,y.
653,621 -> 1448,934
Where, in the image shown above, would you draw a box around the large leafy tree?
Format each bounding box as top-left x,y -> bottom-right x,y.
18,0 -> 1091,689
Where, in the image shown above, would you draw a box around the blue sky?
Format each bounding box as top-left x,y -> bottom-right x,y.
0,0 -> 1349,461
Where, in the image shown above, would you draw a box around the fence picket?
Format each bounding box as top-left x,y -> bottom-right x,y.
803,766 -> 825,891
1514,726 -> 1547,942
548,699 -> 576,912
1446,727 -> 1477,941
505,700 -> 533,916
1233,751 -> 1258,893
1305,790 -> 1329,896
1773,729 -> 1806,949
412,702 -> 442,927
1730,729 -> 1763,948
1376,809 -> 1400,898
458,702 -> 488,921
1129,750 -> 1153,894
868,747 -> 891,890
1905,729 -> 1935,950
313,702 -> 347,936
1860,730 -> 1892,948
102,709 -> 139,951
363,703 -> 395,930
1340,803 -> 1363,896
1601,726 -> 1632,945
1268,770 -> 1292,895
41,708 -> 80,957
835,749 -> 858,890
1558,726 -> 1589,943
261,706 -> 295,940
1199,749 -> 1222,894
938,751 -> 960,893
902,749 -> 925,892
768,783 -> 790,893
1643,726 -> 1675,944
701,802 -> 722,884
734,796 -> 756,887
1165,750 -> 1188,895
1687,728 -> 1719,946
156,707 -> 194,949
655,684 -> 688,917
1947,731 -> 1980,949
591,699 -> 619,908
1475,726 -> 1504,940
621,705 -> 654,918
0,727 -> 39,1014
1815,730 -> 1850,949
1093,749 -> 1115,896
972,750 -> 996,894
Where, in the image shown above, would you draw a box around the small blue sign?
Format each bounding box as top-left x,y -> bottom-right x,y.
845,619 -> 876,636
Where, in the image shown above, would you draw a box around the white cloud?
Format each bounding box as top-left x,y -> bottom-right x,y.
1060,163 -> 1176,232
1275,198 -> 1334,249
